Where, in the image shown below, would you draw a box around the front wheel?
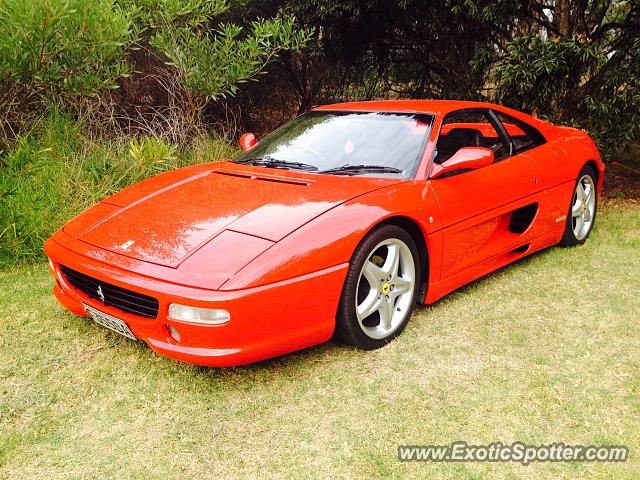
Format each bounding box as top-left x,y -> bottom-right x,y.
560,165 -> 598,247
335,225 -> 420,349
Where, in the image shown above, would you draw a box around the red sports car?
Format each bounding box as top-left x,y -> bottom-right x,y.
44,100 -> 604,366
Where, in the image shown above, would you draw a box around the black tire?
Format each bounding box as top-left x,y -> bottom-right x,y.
559,165 -> 598,247
335,224 -> 420,349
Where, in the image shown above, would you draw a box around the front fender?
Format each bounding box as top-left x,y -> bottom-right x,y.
222,181 -> 441,290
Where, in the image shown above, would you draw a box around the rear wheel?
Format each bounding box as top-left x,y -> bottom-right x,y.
335,225 -> 420,349
560,165 -> 598,246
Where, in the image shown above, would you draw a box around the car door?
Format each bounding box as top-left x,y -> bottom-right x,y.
490,109 -> 573,241
429,109 -> 540,279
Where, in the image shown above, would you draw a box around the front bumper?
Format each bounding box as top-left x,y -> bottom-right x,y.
45,237 -> 347,367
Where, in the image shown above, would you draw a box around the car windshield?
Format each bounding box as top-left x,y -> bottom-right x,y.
235,111 -> 433,177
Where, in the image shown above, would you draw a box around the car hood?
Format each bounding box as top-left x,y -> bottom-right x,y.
64,162 -> 403,268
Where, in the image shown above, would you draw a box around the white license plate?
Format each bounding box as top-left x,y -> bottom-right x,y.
83,304 -> 137,340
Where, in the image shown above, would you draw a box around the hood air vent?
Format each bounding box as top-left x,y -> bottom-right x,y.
213,170 -> 309,186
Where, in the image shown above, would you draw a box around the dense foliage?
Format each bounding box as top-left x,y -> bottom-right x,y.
0,0 -> 132,99
0,112 -> 236,264
227,0 -> 639,154
1,0 -> 638,153
0,0 -> 311,144
0,0 -> 638,265
492,0 -> 640,153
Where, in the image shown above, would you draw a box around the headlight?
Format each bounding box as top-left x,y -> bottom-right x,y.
168,304 -> 231,325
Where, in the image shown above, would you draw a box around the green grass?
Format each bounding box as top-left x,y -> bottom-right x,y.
1,203 -> 639,479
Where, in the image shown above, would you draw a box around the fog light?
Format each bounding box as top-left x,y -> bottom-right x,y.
166,324 -> 181,342
168,304 -> 230,325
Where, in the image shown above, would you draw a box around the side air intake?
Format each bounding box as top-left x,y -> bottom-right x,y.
509,203 -> 538,234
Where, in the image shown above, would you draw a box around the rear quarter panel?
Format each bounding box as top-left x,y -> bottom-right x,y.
529,126 -> 604,191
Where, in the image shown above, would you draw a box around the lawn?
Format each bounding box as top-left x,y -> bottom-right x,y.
1,201 -> 638,479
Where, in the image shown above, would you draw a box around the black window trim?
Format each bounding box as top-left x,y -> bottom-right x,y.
487,109 -> 514,157
429,107 -> 512,177
490,109 -> 547,156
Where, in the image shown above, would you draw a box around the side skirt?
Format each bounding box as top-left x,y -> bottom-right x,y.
422,228 -> 563,305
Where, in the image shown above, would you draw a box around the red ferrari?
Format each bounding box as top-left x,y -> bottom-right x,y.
45,100 -> 604,366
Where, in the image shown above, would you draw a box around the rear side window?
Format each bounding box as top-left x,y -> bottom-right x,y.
493,111 -> 546,154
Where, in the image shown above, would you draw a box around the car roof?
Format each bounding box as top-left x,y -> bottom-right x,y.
317,99 -> 527,115
313,99 -> 554,132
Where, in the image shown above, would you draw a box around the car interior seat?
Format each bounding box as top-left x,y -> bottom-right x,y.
434,127 -> 482,164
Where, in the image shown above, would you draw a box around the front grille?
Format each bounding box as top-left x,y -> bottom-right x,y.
59,264 -> 159,319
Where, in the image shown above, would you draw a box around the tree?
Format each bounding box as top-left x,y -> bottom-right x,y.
492,0 -> 640,154
230,0 -> 639,155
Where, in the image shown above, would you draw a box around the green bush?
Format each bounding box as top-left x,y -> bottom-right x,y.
151,16 -> 312,100
493,32 -> 640,155
0,0 -> 311,147
0,112 -> 237,266
0,1 -> 310,265
0,0 -> 311,102
0,0 -> 133,97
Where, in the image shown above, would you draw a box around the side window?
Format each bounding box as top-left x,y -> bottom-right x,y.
493,111 -> 546,154
435,110 -> 509,165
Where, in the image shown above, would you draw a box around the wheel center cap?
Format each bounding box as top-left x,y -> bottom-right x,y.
581,203 -> 587,212
381,283 -> 391,295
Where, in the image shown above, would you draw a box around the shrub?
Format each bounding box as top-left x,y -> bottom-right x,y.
0,0 -> 133,98
0,0 -> 311,149
151,16 -> 312,101
0,112 -> 237,266
493,31 -> 640,155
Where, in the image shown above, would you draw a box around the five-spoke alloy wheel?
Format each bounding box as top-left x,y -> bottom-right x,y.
560,165 -> 598,246
335,225 -> 419,349
571,174 -> 596,241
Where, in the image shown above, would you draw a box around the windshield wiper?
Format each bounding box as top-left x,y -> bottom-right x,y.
235,156 -> 318,172
320,164 -> 404,175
